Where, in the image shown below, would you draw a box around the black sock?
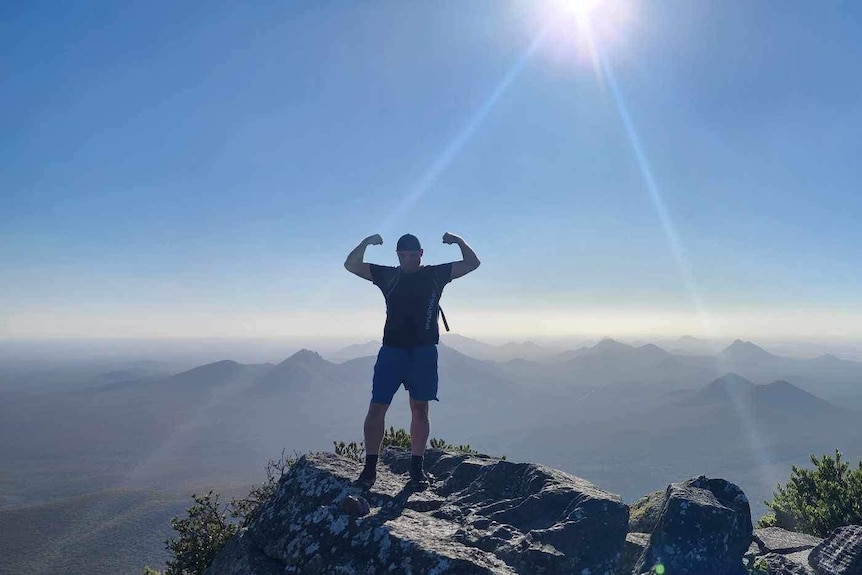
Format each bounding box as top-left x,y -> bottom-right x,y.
411,455 -> 424,477
364,454 -> 378,473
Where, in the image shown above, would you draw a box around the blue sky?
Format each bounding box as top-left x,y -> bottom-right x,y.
2,1 -> 861,341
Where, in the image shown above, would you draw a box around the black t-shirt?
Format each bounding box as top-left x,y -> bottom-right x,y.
370,263 -> 453,349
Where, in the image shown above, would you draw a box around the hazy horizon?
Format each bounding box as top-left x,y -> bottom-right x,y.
4,332 -> 862,365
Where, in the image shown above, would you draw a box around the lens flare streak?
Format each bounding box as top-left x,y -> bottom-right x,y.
594,48 -> 711,331
587,32 -> 784,495
380,29 -> 549,233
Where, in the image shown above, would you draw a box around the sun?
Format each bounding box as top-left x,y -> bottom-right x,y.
553,0 -> 604,22
528,0 -> 634,69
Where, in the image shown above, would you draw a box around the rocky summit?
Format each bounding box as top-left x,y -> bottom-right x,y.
204,448 -> 862,575
205,448 -> 628,574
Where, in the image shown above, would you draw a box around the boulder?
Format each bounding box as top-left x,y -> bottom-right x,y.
808,525 -> 862,575
338,494 -> 370,517
205,448 -> 630,575
633,476 -> 753,575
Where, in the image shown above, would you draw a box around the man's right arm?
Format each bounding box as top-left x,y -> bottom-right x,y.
344,234 -> 383,281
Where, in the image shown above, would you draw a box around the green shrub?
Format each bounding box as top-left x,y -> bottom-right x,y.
334,426 -> 499,460
754,513 -> 777,529
165,491 -> 236,575
334,426 -> 411,461
333,439 -> 364,462
430,437 -> 482,455
762,450 -> 862,536
747,556 -> 769,575
163,450 -> 296,575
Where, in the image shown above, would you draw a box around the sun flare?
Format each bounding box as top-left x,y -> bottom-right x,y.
553,0 -> 604,21
529,0 -> 635,69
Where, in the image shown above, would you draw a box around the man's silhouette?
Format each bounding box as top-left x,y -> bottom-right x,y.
344,232 -> 480,488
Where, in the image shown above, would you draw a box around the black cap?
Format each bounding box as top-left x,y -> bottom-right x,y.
396,234 -> 421,251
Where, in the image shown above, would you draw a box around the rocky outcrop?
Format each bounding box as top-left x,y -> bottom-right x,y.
206,448 -> 629,575
633,476 -> 753,575
203,449 -> 862,575
808,525 -> 862,575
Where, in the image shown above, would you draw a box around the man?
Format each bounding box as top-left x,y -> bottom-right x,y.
344,232 -> 480,489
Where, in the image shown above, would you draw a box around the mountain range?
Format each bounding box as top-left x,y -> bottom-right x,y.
1,336 -> 861,574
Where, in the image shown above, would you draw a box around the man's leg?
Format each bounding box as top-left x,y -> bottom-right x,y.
408,398 -> 431,487
356,402 -> 389,488
355,346 -> 404,488
405,345 -> 438,457
409,398 -> 429,456
364,402 -> 389,456
404,345 -> 438,488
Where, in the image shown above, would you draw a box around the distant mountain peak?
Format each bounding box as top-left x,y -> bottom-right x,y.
695,374 -> 838,415
638,343 -> 668,353
278,349 -> 328,368
557,338 -> 675,364
720,339 -> 776,362
594,338 -> 630,350
294,348 -> 321,357
698,373 -> 756,401
709,372 -> 756,388
668,335 -> 721,356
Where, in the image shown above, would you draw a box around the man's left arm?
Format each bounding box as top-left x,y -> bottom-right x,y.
442,232 -> 480,280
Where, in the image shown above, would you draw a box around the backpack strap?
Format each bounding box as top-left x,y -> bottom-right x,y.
430,271 -> 450,332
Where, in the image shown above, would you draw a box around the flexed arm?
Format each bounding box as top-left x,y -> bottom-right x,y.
443,232 -> 480,280
344,234 -> 383,281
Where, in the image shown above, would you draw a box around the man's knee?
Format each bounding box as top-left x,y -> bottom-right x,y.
409,399 -> 429,420
366,402 -> 389,422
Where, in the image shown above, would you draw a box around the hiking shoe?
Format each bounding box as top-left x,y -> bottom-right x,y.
353,468 -> 376,489
407,470 -> 430,491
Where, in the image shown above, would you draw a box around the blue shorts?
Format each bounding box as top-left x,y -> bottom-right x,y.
371,345 -> 439,404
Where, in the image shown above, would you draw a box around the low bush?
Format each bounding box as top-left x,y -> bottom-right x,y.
759,450 -> 862,536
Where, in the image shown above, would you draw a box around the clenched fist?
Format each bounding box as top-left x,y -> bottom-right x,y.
442,232 -> 459,245
365,234 -> 383,246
